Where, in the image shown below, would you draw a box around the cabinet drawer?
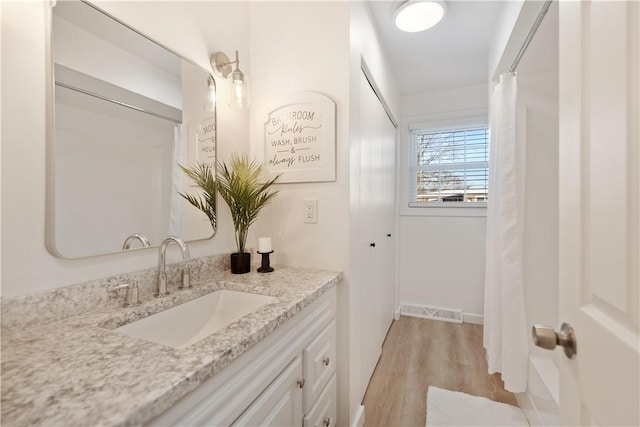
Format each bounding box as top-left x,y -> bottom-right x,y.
304,373 -> 337,427
303,320 -> 336,408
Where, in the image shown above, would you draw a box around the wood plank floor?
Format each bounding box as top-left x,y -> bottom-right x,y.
362,316 -> 518,427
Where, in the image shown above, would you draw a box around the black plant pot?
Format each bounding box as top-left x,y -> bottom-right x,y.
230,252 -> 251,274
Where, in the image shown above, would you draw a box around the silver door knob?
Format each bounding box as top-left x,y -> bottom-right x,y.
532,322 -> 577,359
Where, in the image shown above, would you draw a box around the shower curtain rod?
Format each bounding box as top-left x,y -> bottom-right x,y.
508,0 -> 553,74
55,81 -> 182,125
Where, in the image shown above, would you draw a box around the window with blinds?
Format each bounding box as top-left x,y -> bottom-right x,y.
412,126 -> 489,204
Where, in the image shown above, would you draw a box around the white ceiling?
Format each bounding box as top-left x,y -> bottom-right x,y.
368,1 -> 503,96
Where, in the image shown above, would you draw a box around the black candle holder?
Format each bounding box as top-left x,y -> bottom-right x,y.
257,250 -> 274,273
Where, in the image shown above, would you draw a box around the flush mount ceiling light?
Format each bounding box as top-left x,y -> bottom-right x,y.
394,0 -> 447,33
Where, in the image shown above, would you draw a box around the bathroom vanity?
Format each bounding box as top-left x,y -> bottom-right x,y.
0,265 -> 340,426
151,281 -> 337,426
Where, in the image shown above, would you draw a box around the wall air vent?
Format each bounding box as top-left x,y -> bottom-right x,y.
399,304 -> 463,323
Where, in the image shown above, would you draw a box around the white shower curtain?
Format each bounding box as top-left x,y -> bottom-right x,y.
483,73 -> 528,392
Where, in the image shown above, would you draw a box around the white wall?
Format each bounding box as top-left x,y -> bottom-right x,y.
518,68 -> 560,425
515,4 -> 560,425
519,71 -> 558,359
0,0 -> 3,296
489,1 -> 550,81
248,2 -> 400,425
488,0 -> 524,81
247,3 -> 352,425
489,1 -> 559,423
397,84 -> 488,321
248,1 -> 351,273
398,215 -> 487,317
0,1 -> 249,298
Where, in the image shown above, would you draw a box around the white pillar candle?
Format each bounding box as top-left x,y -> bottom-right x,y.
258,237 -> 272,253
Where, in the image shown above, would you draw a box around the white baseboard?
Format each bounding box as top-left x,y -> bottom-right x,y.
516,391 -> 542,426
462,312 -> 484,324
352,405 -> 365,427
394,305 -> 401,320
516,356 -> 559,426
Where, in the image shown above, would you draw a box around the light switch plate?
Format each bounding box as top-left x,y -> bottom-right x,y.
303,199 -> 317,224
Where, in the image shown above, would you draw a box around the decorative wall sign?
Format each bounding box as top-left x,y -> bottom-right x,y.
263,92 -> 336,183
186,114 -> 216,188
190,115 -> 216,168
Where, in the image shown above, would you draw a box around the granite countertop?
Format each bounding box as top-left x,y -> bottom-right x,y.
1,266 -> 341,427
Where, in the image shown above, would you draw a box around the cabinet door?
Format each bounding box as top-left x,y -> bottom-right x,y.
232,356 -> 303,427
303,374 -> 337,427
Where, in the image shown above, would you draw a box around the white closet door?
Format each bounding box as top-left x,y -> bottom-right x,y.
358,69 -> 396,398
380,93 -> 396,341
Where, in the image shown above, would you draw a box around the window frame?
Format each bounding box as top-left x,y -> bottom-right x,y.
399,113 -> 489,218
409,125 -> 490,208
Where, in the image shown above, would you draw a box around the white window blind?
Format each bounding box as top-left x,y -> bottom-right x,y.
412,126 -> 489,204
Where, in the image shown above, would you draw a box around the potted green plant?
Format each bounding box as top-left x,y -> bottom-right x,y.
180,154 -> 280,274
217,153 -> 280,273
178,162 -> 217,230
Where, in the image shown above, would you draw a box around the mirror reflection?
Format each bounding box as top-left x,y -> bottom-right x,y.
49,1 -> 216,259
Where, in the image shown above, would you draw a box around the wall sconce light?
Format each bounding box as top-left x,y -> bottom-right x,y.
210,50 -> 248,108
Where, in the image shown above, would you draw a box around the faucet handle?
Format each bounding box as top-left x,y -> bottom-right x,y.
109,282 -> 140,307
180,268 -> 192,290
129,281 -> 141,306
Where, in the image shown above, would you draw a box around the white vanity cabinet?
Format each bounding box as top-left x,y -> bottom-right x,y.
150,286 -> 337,427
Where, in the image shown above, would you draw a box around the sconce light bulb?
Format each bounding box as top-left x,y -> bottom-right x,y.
230,69 -> 247,108
230,68 -> 245,84
206,76 -> 216,110
232,80 -> 247,108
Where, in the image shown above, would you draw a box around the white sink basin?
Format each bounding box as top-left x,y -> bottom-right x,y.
115,290 -> 276,348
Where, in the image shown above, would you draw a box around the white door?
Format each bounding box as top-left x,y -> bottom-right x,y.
558,1 -> 639,425
358,69 -> 396,394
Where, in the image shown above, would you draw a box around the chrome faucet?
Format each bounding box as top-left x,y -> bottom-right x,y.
122,233 -> 151,250
156,236 -> 190,297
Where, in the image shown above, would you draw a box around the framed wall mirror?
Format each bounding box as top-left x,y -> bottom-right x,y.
47,1 -> 217,259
